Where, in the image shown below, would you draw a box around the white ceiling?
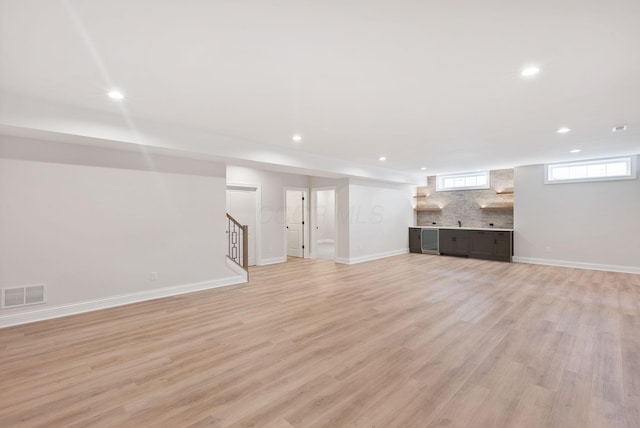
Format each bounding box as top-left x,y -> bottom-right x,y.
1,0 -> 639,181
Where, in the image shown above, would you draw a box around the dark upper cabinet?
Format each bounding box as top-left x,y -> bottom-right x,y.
409,228 -> 422,253
439,229 -> 470,256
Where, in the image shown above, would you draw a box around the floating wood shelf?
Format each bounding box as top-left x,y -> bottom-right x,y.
413,194 -> 428,198
480,203 -> 514,210
415,206 -> 442,212
495,188 -> 514,194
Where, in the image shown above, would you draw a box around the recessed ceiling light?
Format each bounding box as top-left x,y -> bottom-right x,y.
379,156 -> 386,161
556,127 -> 571,134
520,66 -> 540,77
421,167 -> 427,171
612,125 -> 627,133
292,134 -> 302,142
108,90 -> 124,100
569,149 -> 582,153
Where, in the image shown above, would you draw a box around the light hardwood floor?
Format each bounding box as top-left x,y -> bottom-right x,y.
1,254 -> 639,427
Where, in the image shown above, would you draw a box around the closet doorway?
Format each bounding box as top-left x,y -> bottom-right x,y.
311,188 -> 336,260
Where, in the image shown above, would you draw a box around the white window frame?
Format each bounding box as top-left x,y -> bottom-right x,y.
544,156 -> 636,184
436,171 -> 490,192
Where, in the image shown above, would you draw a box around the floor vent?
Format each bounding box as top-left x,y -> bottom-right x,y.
1,284 -> 46,309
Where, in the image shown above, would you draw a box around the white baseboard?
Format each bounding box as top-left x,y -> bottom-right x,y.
336,248 -> 409,265
226,257 -> 248,281
0,275 -> 246,328
513,256 -> 640,274
260,256 -> 287,266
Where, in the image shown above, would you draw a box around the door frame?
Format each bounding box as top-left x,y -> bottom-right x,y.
283,187 -> 310,259
310,186 -> 337,260
227,183 -> 262,266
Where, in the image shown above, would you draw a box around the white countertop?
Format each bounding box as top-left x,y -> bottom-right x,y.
412,226 -> 514,232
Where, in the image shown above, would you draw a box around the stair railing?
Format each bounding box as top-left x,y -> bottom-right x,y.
226,213 -> 249,278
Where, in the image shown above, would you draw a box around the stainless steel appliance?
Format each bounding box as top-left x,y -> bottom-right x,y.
421,228 -> 439,254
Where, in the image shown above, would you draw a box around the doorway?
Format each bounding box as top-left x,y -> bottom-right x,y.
285,188 -> 309,259
311,188 -> 336,260
226,185 -> 259,266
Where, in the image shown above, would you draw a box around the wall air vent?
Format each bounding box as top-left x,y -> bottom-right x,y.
1,284 -> 46,309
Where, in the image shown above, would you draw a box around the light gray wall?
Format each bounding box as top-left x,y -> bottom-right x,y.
347,179 -> 413,263
316,190 -> 336,241
337,182 -> 350,261
0,136 -> 235,325
514,157 -> 640,273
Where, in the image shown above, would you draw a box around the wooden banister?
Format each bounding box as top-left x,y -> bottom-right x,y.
226,213 -> 249,279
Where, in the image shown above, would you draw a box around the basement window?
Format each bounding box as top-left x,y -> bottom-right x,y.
436,171 -> 490,191
545,156 -> 636,184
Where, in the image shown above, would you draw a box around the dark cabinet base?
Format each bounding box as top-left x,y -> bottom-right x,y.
438,228 -> 513,262
438,229 -> 470,257
410,227 -> 513,262
469,230 -> 512,262
409,228 -> 422,253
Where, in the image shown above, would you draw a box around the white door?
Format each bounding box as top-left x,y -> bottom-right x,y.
286,191 -> 304,258
227,188 -> 257,266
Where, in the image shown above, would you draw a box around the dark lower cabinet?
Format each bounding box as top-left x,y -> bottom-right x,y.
439,229 -> 470,257
469,231 -> 494,258
411,227 -> 513,262
493,232 -> 512,261
469,231 -> 512,262
409,227 -> 422,253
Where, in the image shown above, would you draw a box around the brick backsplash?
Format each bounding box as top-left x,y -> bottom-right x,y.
416,169 -> 514,228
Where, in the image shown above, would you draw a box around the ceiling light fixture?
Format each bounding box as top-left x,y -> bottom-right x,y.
612,125 -> 628,133
379,156 -> 387,161
421,167 -> 427,171
292,134 -> 302,142
520,66 -> 540,77
569,149 -> 582,153
556,127 -> 571,134
108,90 -> 124,100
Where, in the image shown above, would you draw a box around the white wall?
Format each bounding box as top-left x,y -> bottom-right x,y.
316,190 -> 336,241
346,179 -> 414,263
514,157 -> 640,273
227,166 -> 310,264
0,137 -> 239,327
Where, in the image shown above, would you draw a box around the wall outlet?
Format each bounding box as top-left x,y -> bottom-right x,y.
150,272 -> 158,281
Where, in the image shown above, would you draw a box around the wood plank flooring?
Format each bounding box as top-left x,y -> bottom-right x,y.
1,254 -> 639,427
